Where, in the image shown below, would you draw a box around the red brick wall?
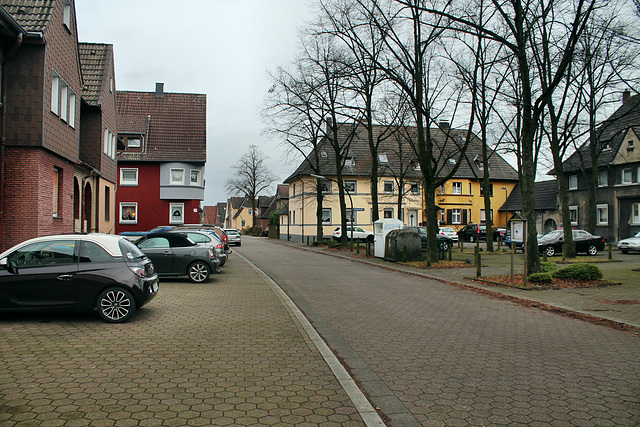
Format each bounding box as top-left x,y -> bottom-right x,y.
2,147 -> 74,251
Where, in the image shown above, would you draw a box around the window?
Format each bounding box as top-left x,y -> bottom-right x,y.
440,209 -> 445,224
190,170 -> 201,186
68,90 -> 76,128
104,186 -> 110,222
622,168 -> 633,184
104,129 -> 109,154
452,209 -> 462,224
53,168 -> 60,217
292,211 -> 296,225
320,180 -> 331,193
632,203 -> 640,224
120,203 -> 138,224
79,242 -> 114,264
346,209 -> 356,224
344,156 -> 355,166
344,180 -> 356,193
452,182 -> 462,194
322,208 -> 331,223
170,203 -> 184,224
9,240 -> 76,268
110,133 -> 116,159
569,206 -> 578,226
170,169 -> 184,185
120,168 -> 138,186
568,175 -> 578,190
598,171 -> 608,187
480,183 -> 493,197
128,137 -> 141,148
63,0 -> 72,29
596,204 -> 608,225
60,81 -> 68,122
628,140 -> 635,151
410,182 -> 420,195
383,208 -> 393,219
480,209 -> 493,222
384,181 -> 394,193
51,72 -> 60,115
378,153 -> 388,163
440,184 -> 445,195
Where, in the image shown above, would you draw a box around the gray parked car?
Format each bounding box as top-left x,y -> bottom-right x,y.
224,229 -> 242,246
169,230 -> 227,266
136,232 -> 220,283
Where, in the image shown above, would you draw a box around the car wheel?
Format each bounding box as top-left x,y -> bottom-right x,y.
469,236 -> 474,243
441,241 -> 449,251
188,262 -> 210,283
587,244 -> 598,256
237,243 -> 241,247
97,288 -> 136,323
545,246 -> 556,257
621,249 -> 629,254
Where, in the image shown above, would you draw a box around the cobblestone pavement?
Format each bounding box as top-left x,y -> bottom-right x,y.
240,237 -> 640,426
0,255 -> 365,426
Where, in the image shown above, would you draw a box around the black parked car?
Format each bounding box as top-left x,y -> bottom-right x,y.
537,229 -> 605,257
0,234 -> 158,323
404,226 -> 454,251
136,232 -> 220,283
457,223 -> 505,242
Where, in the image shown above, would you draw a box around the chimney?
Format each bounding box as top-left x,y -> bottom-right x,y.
155,82 -> 164,98
623,90 -> 630,105
325,116 -> 333,133
439,120 -> 450,131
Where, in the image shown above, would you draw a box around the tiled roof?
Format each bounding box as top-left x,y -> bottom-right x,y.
285,123 -> 518,182
276,184 -> 289,199
562,95 -> 640,173
1,0 -> 53,33
499,180 -> 558,212
116,90 -> 206,162
79,43 -> 110,105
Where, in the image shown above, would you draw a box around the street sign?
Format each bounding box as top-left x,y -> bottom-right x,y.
353,208 -> 365,211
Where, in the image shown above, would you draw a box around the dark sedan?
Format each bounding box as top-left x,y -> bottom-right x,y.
537,229 -> 605,257
405,226 -> 454,252
136,232 -> 220,283
0,234 -> 158,323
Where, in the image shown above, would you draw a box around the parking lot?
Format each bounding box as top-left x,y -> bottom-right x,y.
0,255 -> 365,426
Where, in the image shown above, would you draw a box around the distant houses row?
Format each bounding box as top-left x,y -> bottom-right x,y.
0,0 -> 206,251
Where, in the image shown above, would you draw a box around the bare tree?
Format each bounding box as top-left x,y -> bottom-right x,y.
225,145 -> 277,229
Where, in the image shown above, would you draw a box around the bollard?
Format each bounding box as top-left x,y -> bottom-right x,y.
460,239 -> 464,253
474,246 -> 479,265
543,249 -> 547,262
403,246 -> 407,262
448,244 -> 452,261
476,251 -> 482,277
357,241 -> 360,255
426,248 -> 431,267
608,242 -> 612,260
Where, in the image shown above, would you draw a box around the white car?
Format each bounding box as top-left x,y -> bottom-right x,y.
332,226 -> 374,242
439,227 -> 458,242
617,231 -> 640,254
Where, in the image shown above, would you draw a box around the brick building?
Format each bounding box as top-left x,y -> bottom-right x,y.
0,0 -> 83,250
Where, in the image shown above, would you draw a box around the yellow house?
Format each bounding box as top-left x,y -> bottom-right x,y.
225,196 -> 255,231
282,123 -> 519,242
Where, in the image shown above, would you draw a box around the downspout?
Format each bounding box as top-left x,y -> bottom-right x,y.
0,32 -> 23,249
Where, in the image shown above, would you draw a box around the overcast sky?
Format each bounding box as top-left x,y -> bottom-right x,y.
75,0 -> 313,206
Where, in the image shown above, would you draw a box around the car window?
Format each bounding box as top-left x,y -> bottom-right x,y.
138,237 -> 170,249
186,233 -> 211,244
355,227 -> 365,232
79,241 -> 114,263
119,239 -> 146,260
9,240 -> 76,267
635,232 -> 640,238
167,235 -> 195,247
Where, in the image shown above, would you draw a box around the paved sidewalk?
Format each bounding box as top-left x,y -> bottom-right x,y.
0,255 -> 368,426
271,238 -> 640,331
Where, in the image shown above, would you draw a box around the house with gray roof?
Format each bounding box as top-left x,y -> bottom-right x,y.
499,180 -> 560,235
560,92 -> 640,242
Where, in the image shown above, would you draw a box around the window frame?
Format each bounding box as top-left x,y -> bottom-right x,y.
632,203 -> 640,224
452,208 -> 462,224
344,180 -> 356,193
383,181 -> 394,193
190,169 -> 201,186
452,182 -> 462,195
410,182 -> 420,195
321,208 -> 331,223
596,204 -> 608,225
120,168 -> 139,186
320,180 -> 332,194
569,206 -> 578,226
568,175 -> 578,190
63,0 -> 72,29
622,168 -> 633,185
127,137 -> 141,148
170,168 -> 185,185
51,72 -> 60,115
598,171 -> 608,187
169,203 -> 184,224
53,167 -> 61,218
119,202 -> 138,224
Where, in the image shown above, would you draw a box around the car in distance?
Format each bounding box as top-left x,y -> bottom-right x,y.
537,229 -> 605,257
406,226 -> 454,252
332,226 -> 374,242
0,233 -> 158,323
174,224 -> 231,253
136,232 -> 220,283
120,225 -> 174,241
224,229 -> 242,246
617,231 -> 640,254
168,230 -> 228,266
439,226 -> 458,242
457,223 -> 504,242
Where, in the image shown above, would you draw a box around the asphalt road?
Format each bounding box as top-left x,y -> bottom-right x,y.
239,237 -> 640,426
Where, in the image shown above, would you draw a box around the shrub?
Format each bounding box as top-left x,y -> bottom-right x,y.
528,272 -> 553,283
540,261 -> 558,273
553,263 -> 603,281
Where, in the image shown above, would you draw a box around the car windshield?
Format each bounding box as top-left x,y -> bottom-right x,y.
119,238 -> 146,260
543,230 -> 563,239
226,230 -> 240,235
635,232 -> 640,238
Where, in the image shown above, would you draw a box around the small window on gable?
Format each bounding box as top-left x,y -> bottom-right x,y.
320,151 -> 327,158
128,137 -> 141,148
602,142 -> 611,151
378,153 -> 388,163
63,0 -> 72,29
628,140 -> 635,151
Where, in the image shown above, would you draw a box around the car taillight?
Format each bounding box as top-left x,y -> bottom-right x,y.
223,235 -> 227,242
130,266 -> 145,278
216,244 -> 223,249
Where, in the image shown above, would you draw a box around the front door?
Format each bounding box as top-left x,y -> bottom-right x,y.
408,210 -> 419,226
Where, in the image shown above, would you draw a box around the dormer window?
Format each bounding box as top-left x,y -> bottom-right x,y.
320,151 -> 327,158
378,153 -> 388,163
628,140 -> 635,151
344,156 -> 355,166
128,138 -> 141,148
602,142 -> 611,151
63,0 -> 72,30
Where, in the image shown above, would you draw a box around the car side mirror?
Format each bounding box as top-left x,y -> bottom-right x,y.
0,257 -> 17,274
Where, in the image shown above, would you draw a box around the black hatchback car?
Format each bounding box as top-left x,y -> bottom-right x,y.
0,234 -> 158,323
457,223 -> 504,242
136,232 -> 220,283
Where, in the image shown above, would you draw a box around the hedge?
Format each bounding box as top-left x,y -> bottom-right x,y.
553,263 -> 603,281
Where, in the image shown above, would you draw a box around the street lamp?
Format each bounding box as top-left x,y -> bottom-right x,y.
310,174 -> 354,249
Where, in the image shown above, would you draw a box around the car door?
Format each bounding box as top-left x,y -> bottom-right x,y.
0,239 -> 78,308
573,230 -> 589,252
166,234 -> 198,275
137,237 -> 173,274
